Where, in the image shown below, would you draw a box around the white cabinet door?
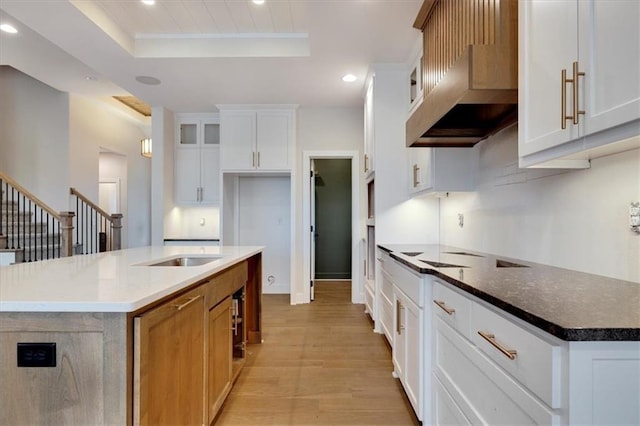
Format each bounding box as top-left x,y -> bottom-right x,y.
201,147 -> 220,204
364,77 -> 375,177
256,111 -> 290,170
220,110 -> 293,171
379,266 -> 395,345
408,148 -> 432,194
175,115 -> 221,205
579,0 -> 640,137
220,111 -> 255,171
393,293 -> 406,380
519,0 -> 579,157
394,288 -> 422,419
519,0 -> 640,165
175,149 -> 201,204
403,293 -> 422,416
408,148 -> 478,196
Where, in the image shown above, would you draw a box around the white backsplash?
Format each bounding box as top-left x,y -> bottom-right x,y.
438,125 -> 640,282
164,206 -> 220,239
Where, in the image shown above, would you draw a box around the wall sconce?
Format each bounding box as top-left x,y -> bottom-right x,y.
141,138 -> 152,158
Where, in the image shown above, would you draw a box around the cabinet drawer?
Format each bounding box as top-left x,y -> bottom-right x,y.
380,257 -> 423,307
377,250 -> 393,273
471,301 -> 562,409
364,284 -> 374,317
432,280 -> 472,340
379,297 -> 393,345
434,318 -> 558,425
433,375 -> 471,426
380,269 -> 394,305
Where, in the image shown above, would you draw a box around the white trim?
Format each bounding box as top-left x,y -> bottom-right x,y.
301,150 -> 361,305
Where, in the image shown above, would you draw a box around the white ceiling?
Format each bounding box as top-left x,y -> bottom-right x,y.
0,0 -> 423,114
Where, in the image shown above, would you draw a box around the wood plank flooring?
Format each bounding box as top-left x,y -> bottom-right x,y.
215,281 -> 419,425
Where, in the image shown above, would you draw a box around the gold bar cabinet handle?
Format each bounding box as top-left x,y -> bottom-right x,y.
175,296 -> 201,311
396,300 -> 403,334
433,300 -> 455,316
561,68 -> 574,129
257,151 -> 260,167
252,152 -> 256,168
478,331 -> 517,360
413,164 -> 420,187
572,61 -> 585,125
364,154 -> 369,173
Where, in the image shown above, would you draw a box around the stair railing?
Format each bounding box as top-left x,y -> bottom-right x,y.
0,171 -> 74,262
70,188 -> 122,255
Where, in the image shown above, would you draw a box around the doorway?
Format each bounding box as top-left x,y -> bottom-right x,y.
302,151 -> 361,305
99,151 -> 126,246
312,159 -> 352,299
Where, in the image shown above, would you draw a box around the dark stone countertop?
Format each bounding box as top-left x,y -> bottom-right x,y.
378,244 -> 640,342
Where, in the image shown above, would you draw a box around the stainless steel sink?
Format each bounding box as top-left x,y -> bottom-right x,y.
146,255 -> 223,267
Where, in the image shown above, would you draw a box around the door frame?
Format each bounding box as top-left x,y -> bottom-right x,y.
301,150 -> 361,304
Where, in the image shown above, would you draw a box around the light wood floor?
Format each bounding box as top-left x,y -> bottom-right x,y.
215,281 -> 419,425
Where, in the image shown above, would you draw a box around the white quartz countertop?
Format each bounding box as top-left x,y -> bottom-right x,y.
0,245 -> 263,313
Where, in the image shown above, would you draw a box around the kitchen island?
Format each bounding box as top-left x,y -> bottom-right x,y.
0,245 -> 263,425
377,244 -> 640,425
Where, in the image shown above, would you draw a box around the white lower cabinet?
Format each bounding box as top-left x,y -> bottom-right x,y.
364,280 -> 375,320
434,317 -> 558,425
377,256 -> 640,425
433,376 -> 471,426
394,287 -> 422,415
377,250 -> 395,345
432,280 -> 560,425
379,252 -> 428,421
431,279 -> 640,426
568,341 -> 640,425
472,299 -> 562,409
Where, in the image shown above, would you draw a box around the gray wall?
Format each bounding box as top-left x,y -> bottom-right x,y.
314,159 -> 352,279
0,66 -> 70,211
0,65 -> 151,248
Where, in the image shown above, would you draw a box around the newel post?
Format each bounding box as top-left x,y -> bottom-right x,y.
59,211 -> 75,258
111,213 -> 123,251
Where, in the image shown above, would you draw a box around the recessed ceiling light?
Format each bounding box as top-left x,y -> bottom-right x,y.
135,75 -> 161,85
0,24 -> 18,34
342,74 -> 357,83
141,0 -> 155,5
253,0 -> 265,4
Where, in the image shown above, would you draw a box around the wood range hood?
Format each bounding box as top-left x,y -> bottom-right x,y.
407,0 -> 518,148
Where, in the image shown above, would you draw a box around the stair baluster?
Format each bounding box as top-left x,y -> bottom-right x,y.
70,188 -> 122,255
0,171 -> 66,264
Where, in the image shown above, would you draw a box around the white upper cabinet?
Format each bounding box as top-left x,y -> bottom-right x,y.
175,115 -> 220,205
579,2 -> 640,136
219,107 -> 296,172
256,111 -> 291,170
408,37 -> 424,117
363,76 -> 375,178
519,0 -> 640,168
408,148 -> 478,195
219,111 -> 255,171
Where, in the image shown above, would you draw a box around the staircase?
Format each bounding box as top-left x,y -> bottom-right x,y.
1,172 -> 123,267
1,188 -> 63,265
